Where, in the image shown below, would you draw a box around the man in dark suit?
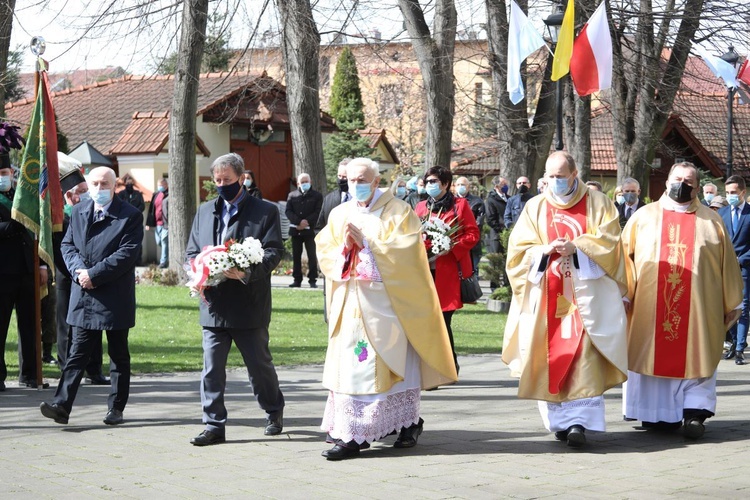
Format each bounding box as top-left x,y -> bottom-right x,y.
285,172 -> 323,288
54,160 -> 108,384
485,175 -> 508,290
504,176 -> 533,228
720,175 -> 750,365
618,177 -> 644,228
0,162 -> 39,390
186,153 -> 285,446
40,167 -> 143,425
316,159 -> 351,232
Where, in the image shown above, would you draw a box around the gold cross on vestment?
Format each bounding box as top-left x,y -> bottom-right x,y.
666,224 -> 687,264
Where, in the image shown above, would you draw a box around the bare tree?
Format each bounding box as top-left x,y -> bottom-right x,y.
610,0 -> 706,186
485,0 -> 556,183
0,0 -> 16,111
276,0 -> 327,192
398,0 -> 457,169
168,0 -> 208,275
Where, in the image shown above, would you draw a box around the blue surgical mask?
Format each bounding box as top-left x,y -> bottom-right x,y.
300,182 -> 311,193
351,182 -> 373,202
456,185 -> 468,196
500,184 -> 509,194
0,175 -> 11,192
426,182 -> 442,198
90,188 -> 111,206
78,191 -> 91,203
550,177 -> 571,196
615,195 -> 625,205
243,179 -> 252,188
622,192 -> 638,205
417,186 -> 426,195
727,194 -> 741,207
396,186 -> 406,198
704,193 -> 715,204
157,185 -> 165,192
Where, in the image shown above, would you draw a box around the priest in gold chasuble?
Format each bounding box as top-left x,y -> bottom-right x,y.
315,158 -> 457,461
622,162 -> 742,439
503,152 -> 628,447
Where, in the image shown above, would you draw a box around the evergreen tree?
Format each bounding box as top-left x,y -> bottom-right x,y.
324,47 -> 373,188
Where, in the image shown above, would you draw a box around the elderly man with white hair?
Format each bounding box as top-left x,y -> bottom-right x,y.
41,166 -> 143,426
315,158 -> 458,460
286,172 -> 323,288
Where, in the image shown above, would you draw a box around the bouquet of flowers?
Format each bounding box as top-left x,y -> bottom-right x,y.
420,212 -> 460,259
186,237 -> 265,297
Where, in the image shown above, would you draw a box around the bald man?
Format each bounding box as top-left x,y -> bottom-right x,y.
41,166 -> 143,426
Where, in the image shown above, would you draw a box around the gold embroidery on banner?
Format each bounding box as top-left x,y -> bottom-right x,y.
662,223 -> 688,341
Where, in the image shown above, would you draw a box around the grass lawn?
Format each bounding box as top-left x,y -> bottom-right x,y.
3,286 -> 505,377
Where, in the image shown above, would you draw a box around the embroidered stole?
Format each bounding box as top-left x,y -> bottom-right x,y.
545,195 -> 588,395
654,210 -> 695,377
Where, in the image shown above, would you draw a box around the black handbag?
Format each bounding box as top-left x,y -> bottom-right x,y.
457,261 -> 483,304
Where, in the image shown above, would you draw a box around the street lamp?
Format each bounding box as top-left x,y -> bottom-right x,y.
544,2 -> 565,151
720,45 -> 740,178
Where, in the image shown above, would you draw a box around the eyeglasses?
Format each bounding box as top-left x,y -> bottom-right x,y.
425,178 -> 441,184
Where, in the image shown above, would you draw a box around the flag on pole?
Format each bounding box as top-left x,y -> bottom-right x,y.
551,0 -> 575,81
507,0 -> 548,105
694,45 -> 739,88
738,59 -> 750,87
11,60 -> 63,277
570,2 -> 612,96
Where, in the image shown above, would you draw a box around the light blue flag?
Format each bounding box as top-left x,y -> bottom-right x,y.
694,45 -> 739,88
507,0 -> 549,105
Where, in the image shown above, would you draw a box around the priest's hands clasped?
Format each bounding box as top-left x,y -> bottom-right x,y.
544,237 -> 576,257
344,222 -> 364,249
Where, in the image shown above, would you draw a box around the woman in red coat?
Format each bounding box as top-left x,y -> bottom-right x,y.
415,166 -> 480,374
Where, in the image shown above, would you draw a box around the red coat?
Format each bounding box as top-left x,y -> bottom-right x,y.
415,196 -> 480,311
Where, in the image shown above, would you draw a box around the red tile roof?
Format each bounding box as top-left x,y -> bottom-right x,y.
110,111 -> 211,156
3,72 -> 308,156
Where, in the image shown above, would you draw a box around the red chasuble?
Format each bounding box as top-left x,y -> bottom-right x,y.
545,195 -> 588,394
653,210 -> 696,377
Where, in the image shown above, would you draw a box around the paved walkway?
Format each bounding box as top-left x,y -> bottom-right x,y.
2,354 -> 750,498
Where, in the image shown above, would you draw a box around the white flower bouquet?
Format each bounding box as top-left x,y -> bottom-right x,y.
420,212 -> 460,260
186,237 -> 264,297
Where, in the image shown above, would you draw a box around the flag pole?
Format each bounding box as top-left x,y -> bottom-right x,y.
32,37 -> 49,390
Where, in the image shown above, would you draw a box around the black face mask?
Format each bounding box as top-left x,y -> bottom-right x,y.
518,184 -> 529,194
125,184 -> 134,193
217,181 -> 242,202
667,181 -> 694,204
338,178 -> 349,192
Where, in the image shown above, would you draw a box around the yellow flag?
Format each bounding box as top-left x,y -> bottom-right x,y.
551,0 -> 575,81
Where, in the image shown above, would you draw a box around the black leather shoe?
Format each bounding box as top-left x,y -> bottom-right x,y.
309,282 -> 318,288
190,430 -> 225,446
85,374 -> 111,385
288,282 -> 301,288
683,418 -> 705,439
554,430 -> 568,441
103,409 -> 124,425
40,402 -> 69,424
724,348 -> 737,360
566,425 -> 586,447
394,418 -> 424,448
264,413 -> 283,436
736,352 -> 745,365
323,441 -> 360,461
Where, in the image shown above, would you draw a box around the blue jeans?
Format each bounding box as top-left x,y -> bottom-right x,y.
729,267 -> 750,352
155,225 -> 168,266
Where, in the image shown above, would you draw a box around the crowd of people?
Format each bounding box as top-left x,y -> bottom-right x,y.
1,139 -> 745,460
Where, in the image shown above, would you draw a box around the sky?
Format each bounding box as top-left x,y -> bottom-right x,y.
9,1 -> 747,76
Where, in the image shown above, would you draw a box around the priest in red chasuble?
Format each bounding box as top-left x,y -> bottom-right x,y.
503,151 -> 628,448
622,162 -> 742,439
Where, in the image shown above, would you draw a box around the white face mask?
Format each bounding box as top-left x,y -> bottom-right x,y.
0,174 -> 11,192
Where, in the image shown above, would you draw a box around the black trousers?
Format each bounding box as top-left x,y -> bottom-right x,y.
291,231 -> 318,284
443,310 -> 459,374
0,273 -> 36,383
55,277 -> 104,375
53,327 -> 130,414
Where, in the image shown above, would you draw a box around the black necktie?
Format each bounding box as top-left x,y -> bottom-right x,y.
94,209 -> 104,222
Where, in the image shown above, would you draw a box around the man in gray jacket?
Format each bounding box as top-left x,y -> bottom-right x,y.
185,153 -> 285,446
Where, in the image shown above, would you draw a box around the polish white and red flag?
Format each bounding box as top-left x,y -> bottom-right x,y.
570,2 -> 612,96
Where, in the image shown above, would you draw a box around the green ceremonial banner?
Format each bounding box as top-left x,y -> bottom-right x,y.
11,68 -> 62,279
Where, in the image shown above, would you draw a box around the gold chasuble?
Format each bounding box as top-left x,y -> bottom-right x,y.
622,194 -> 743,379
503,182 -> 628,402
315,190 -> 458,393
